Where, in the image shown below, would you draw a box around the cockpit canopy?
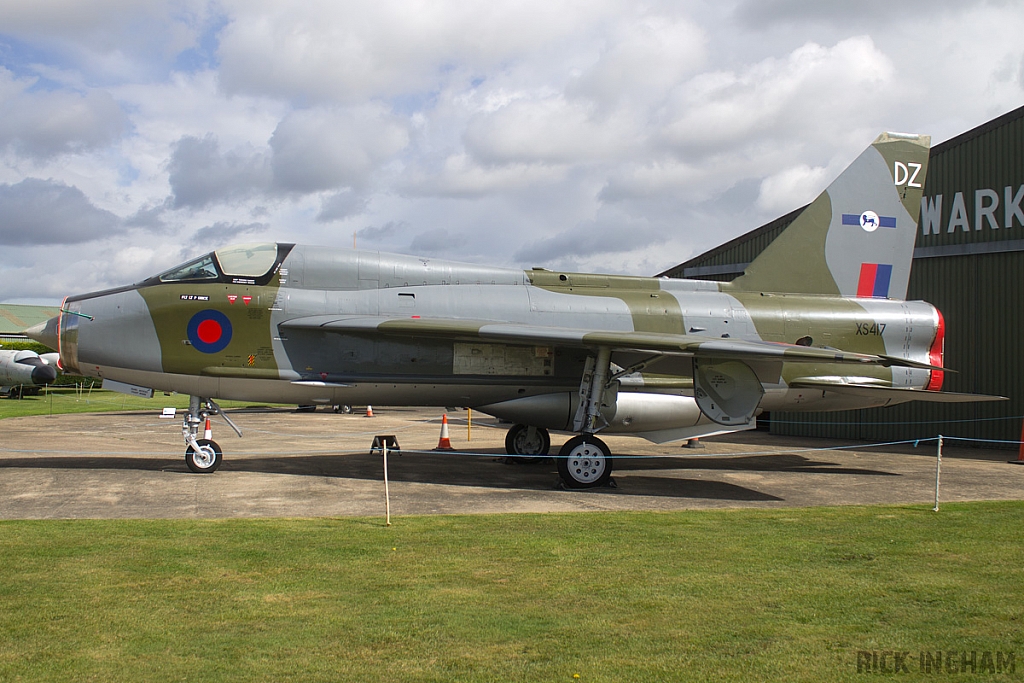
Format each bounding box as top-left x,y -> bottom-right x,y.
157,243 -> 284,284
158,254 -> 219,282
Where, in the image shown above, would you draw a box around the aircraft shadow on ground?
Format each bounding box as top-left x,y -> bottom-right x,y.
0,448 -> 898,502
611,453 -> 900,477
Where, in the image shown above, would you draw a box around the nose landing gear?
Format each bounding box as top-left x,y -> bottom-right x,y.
182,396 -> 241,473
186,438 -> 222,473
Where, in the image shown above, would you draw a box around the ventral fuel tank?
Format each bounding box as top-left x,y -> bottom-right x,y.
476,390 -> 752,444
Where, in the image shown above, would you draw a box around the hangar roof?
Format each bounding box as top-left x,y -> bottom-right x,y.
0,304 -> 61,342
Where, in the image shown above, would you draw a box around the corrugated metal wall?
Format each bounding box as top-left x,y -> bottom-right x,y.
669,105 -> 1024,446
918,110 -> 1024,250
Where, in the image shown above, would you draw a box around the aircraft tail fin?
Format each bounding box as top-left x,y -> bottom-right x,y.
726,132 -> 930,300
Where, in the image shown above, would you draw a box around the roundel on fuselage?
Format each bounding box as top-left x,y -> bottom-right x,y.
187,310 -> 233,354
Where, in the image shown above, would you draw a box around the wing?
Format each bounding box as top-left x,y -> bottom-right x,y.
789,378 -> 1006,403
279,315 -> 940,370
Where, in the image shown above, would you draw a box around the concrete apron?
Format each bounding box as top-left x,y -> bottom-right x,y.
1,407 -> 1022,519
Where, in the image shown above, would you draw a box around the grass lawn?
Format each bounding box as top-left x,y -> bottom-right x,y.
1,503 -> 1022,682
0,388 -> 279,419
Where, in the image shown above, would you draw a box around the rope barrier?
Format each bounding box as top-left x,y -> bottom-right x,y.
768,414 -> 1024,426
6,394 -> 1024,458
938,435 -> 1024,445
3,434 -> 1021,460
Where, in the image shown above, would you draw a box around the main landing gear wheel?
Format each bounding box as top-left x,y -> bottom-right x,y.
505,424 -> 551,460
557,435 -> 613,489
185,439 -> 223,473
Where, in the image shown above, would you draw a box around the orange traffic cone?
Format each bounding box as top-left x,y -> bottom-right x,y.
366,405 -> 374,417
434,414 -> 454,451
204,418 -> 212,440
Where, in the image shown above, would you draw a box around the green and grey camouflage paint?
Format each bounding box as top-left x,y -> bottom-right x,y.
25,133 -> 1001,484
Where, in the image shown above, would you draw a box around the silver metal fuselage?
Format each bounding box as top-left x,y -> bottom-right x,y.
48,245 -> 942,442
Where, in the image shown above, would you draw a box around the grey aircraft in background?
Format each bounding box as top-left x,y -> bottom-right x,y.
0,346 -> 57,398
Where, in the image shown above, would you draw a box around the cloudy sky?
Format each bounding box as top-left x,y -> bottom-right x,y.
1,0 -> 1022,303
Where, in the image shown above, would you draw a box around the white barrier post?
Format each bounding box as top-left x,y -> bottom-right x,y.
383,440 -> 392,526
933,435 -> 943,512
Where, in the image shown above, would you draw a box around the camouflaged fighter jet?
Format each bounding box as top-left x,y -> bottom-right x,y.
26,132 -> 1001,487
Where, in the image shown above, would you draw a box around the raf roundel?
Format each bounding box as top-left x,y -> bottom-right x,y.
859,211 -> 880,232
187,309 -> 233,354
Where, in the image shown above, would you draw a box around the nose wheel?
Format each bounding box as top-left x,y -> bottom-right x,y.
186,439 -> 223,473
557,435 -> 613,488
182,396 -> 240,473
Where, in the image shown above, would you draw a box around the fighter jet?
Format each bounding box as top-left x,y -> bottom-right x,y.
26,133 -> 1000,487
0,346 -> 58,398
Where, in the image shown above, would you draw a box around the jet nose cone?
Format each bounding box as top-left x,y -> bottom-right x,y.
32,363 -> 58,385
24,316 -> 60,350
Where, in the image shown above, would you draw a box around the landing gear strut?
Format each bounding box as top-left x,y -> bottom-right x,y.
182,396 -> 241,473
556,346 -> 616,488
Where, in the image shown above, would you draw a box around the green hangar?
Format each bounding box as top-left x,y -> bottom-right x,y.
660,105 -> 1024,447
0,304 -> 62,342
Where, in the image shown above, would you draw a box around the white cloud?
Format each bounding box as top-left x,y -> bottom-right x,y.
216,0 -> 621,102
463,96 -> 637,165
732,0 -> 985,28
269,104 -> 409,193
0,178 -> 123,245
0,0 -> 216,82
0,68 -> 126,159
168,134 -> 271,208
0,0 -> 1023,302
401,153 -> 568,198
317,189 -> 369,223
0,0 -> 201,39
189,220 -> 269,246
600,159 -> 721,204
514,213 -> 666,265
569,15 -> 708,107
659,36 -> 895,154
108,245 -> 160,282
755,163 -> 829,213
